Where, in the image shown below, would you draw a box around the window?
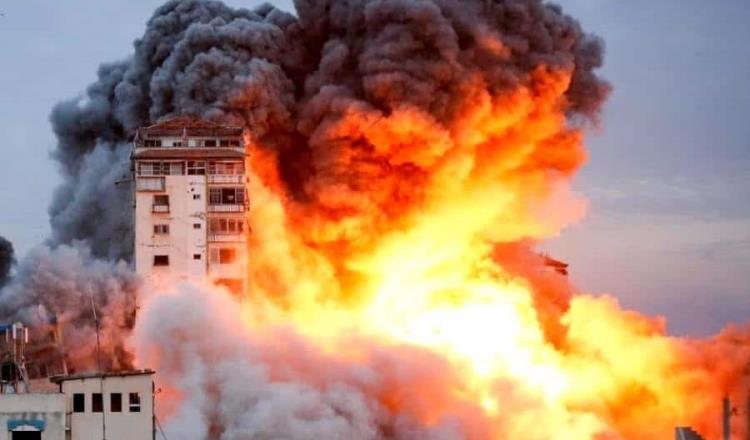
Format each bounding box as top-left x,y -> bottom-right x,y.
193,194 -> 201,200
154,224 -> 169,235
208,187 -> 245,205
187,161 -> 206,175
73,393 -> 85,412
173,141 -> 182,147
153,195 -> 169,213
153,255 -> 169,266
129,393 -> 141,412
193,223 -> 201,229
92,393 -> 103,413
220,139 -> 230,147
110,393 -> 122,412
193,254 -> 201,260
138,162 -> 183,176
204,139 -> 216,147
230,139 -> 240,147
210,248 -> 237,264
143,139 -> 162,147
153,195 -> 169,205
170,162 -> 184,175
208,161 -> 244,175
209,218 -> 245,234
137,177 -> 165,191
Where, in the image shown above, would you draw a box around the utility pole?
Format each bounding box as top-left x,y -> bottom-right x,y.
89,287 -> 106,440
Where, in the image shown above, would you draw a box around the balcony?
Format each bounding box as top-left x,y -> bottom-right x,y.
137,177 -> 165,191
208,175 -> 244,184
152,204 -> 170,214
208,204 -> 245,213
208,234 -> 245,243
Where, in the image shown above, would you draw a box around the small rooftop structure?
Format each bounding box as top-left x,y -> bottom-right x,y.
134,115 -> 243,139
49,369 -> 154,384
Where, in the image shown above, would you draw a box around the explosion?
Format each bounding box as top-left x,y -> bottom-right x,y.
0,0 -> 748,439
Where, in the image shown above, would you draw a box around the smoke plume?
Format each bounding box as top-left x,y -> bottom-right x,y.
1,0 -> 746,439
0,244 -> 139,371
0,235 -> 13,289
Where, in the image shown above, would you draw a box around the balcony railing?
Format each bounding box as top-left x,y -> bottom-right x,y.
208,175 -> 244,184
152,204 -> 170,213
208,234 -> 245,243
208,204 -> 245,213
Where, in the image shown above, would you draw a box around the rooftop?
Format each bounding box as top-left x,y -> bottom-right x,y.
132,148 -> 246,160
136,115 -> 243,138
49,369 -> 155,384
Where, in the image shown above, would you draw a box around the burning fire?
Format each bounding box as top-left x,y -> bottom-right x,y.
20,0 -> 746,438
130,64 -> 749,439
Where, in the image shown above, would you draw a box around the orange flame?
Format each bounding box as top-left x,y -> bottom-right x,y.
136,64 -> 749,439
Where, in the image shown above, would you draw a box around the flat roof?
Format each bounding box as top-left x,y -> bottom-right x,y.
132,148 -> 246,160
136,116 -> 243,138
49,369 -> 155,384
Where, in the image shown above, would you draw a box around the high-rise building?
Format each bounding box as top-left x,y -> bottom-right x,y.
131,116 -> 248,293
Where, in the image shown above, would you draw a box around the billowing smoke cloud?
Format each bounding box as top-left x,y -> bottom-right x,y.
0,244 -> 139,371
0,235 -> 14,288
10,0 -> 749,439
47,0 -> 608,261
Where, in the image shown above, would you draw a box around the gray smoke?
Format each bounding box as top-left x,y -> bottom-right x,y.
11,0 -> 609,436
134,284 -> 480,440
47,0 -> 609,261
0,243 -> 139,371
0,235 -> 14,288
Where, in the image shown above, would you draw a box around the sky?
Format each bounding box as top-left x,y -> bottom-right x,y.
0,0 -> 748,337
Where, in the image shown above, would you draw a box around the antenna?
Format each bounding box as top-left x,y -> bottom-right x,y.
88,287 -> 107,440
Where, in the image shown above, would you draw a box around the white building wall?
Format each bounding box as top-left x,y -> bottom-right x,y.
0,394 -> 65,440
60,375 -> 153,440
135,175 -> 208,286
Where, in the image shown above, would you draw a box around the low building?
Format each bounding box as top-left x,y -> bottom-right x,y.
0,393 -> 65,440
50,370 -> 154,440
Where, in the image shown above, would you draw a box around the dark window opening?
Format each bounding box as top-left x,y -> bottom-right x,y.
187,161 -> 206,175
110,393 -> 122,412
12,432 -> 41,440
193,223 -> 201,229
143,139 -> 162,147
153,224 -> 169,235
153,195 -> 169,206
193,254 -> 201,260
204,139 -> 216,147
73,393 -> 85,412
92,393 -> 103,413
153,255 -> 169,266
129,393 -> 141,412
193,194 -> 201,200
208,187 -> 245,205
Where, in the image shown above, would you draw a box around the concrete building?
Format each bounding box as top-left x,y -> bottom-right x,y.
132,116 -> 248,294
0,393 -> 65,440
50,370 -> 154,440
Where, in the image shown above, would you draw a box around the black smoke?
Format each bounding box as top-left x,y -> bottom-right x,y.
47,0 -> 609,261
0,235 -> 14,288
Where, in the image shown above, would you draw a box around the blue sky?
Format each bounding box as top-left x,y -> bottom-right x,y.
0,0 -> 747,336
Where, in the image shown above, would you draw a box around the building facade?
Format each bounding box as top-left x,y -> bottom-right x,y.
51,370 -> 154,440
132,116 -> 248,293
0,394 -> 65,440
